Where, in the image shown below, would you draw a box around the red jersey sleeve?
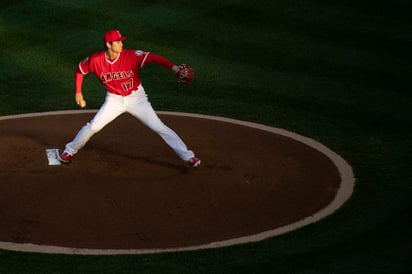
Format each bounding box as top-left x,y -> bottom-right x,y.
78,56 -> 92,75
75,55 -> 94,94
139,52 -> 174,69
75,67 -> 84,94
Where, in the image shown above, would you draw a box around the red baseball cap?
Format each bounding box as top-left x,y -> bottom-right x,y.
104,30 -> 127,43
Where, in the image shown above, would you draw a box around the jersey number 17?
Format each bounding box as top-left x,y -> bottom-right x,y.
121,78 -> 133,91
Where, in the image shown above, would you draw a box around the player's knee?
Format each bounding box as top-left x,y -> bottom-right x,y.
88,122 -> 102,133
150,123 -> 169,134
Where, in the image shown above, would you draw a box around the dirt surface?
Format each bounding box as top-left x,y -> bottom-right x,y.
0,112 -> 340,250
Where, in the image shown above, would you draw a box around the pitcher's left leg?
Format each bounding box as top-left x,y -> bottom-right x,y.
138,107 -> 195,161
127,91 -> 195,161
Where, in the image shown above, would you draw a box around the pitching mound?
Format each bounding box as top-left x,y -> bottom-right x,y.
0,111 -> 353,254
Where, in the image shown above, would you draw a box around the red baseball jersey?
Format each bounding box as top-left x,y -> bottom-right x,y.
76,49 -> 174,96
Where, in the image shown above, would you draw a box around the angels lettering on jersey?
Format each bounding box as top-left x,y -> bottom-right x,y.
100,70 -> 134,84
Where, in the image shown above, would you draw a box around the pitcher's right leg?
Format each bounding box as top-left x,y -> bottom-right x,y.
61,93 -> 125,163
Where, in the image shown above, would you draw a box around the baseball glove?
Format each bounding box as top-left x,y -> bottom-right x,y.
175,64 -> 194,85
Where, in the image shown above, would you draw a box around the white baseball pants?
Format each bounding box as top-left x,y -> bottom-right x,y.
64,85 -> 195,162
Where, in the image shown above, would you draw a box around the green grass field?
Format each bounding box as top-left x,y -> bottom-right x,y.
1,0 -> 411,273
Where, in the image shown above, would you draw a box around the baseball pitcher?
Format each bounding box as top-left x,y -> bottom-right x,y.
59,30 -> 200,168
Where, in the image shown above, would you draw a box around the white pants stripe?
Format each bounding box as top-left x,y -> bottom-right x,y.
65,85 -> 195,162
